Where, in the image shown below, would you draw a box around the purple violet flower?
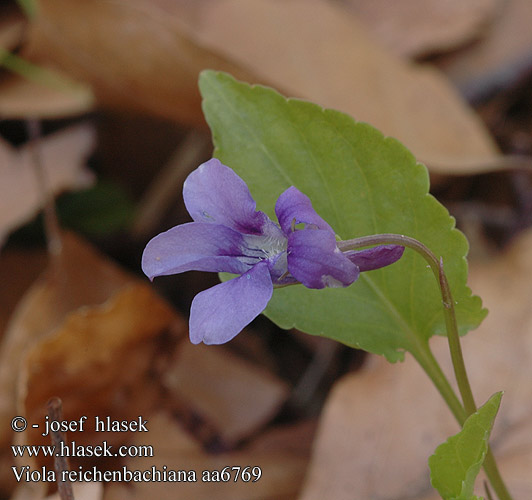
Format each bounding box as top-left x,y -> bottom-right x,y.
142,159 -> 404,345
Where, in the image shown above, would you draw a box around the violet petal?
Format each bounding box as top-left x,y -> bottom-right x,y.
189,261 -> 273,344
275,186 -> 334,235
287,229 -> 359,289
183,158 -> 271,235
344,245 -> 405,272
142,222 -> 253,280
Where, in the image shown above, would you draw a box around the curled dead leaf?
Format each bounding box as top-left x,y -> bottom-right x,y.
2,228 -> 298,499
18,282 -> 183,470
4,243 -> 185,499
0,232 -> 129,448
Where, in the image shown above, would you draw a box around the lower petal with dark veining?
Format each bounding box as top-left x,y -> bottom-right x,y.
142,222 -> 253,280
189,261 -> 273,344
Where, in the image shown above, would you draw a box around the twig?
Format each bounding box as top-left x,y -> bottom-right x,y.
291,339 -> 340,412
47,397 -> 74,500
132,130 -> 211,239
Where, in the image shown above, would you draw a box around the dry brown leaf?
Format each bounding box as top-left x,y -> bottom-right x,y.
437,0 -> 532,99
300,230 -> 532,499
0,232 -> 132,450
18,282 -> 183,467
0,72 -> 95,119
173,0 -> 501,172
163,342 -> 289,445
299,354 -> 457,499
0,232 -> 185,498
0,125 -> 95,245
24,0 -> 255,126
103,412 -> 311,500
1,231 -> 292,497
26,0 -> 499,172
340,0 -> 500,58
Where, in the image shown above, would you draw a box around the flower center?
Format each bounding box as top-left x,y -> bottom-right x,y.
241,224 -> 287,263
260,232 -> 288,259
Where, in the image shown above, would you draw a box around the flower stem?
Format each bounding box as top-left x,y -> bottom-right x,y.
340,233 -> 475,413
411,341 -> 466,424
338,233 -> 513,500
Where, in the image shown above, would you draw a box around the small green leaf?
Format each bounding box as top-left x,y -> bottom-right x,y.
429,392 -> 503,500
200,71 -> 486,362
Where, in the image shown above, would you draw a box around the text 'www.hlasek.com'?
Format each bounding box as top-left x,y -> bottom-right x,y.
11,415 -> 262,484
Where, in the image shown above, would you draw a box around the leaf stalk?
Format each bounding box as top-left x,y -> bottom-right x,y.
339,233 -> 513,500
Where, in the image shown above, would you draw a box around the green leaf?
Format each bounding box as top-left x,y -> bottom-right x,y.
429,392 -> 503,500
200,70 -> 486,362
